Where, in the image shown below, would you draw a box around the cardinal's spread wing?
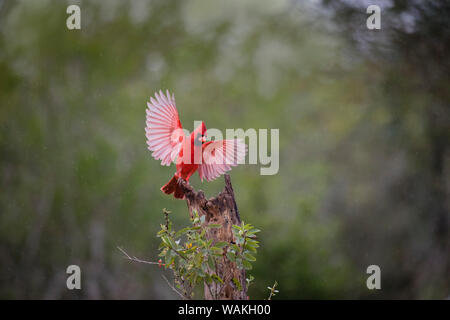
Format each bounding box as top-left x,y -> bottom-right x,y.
146,90 -> 184,166
198,139 -> 247,182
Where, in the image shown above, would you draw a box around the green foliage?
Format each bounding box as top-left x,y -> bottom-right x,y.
156,209 -> 259,299
229,223 -> 260,270
0,0 -> 448,299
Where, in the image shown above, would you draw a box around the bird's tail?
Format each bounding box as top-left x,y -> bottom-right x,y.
161,174 -> 185,199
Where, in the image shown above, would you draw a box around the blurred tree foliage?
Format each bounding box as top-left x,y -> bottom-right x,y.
0,0 -> 448,299
323,0 -> 450,298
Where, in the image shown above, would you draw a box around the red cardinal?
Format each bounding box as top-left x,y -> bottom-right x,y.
146,90 -> 247,199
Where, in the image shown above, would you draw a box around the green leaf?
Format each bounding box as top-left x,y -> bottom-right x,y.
164,254 -> 172,268
232,278 -> 243,291
167,237 -> 177,249
246,239 -> 259,247
208,255 -> 215,269
210,247 -> 223,255
158,242 -> 166,250
161,236 -> 171,247
183,247 -> 196,254
175,227 -> 192,238
204,274 -> 212,285
214,241 -> 228,248
242,260 -> 253,270
232,225 -> 241,232
244,243 -> 257,253
244,252 -> 256,262
194,253 -> 203,267
211,274 -> 224,284
207,223 -> 222,228
226,251 -> 236,262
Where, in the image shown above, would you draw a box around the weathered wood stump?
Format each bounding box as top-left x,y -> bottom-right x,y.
178,174 -> 247,300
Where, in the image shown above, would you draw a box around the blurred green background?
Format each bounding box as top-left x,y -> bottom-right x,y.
0,0 -> 448,299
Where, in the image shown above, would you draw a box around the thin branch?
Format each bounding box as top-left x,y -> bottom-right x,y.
171,247 -> 189,261
267,281 -> 278,300
117,246 -> 160,265
162,275 -> 186,300
118,246 -> 187,299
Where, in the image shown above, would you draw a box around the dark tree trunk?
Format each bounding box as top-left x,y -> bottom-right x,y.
178,174 -> 247,300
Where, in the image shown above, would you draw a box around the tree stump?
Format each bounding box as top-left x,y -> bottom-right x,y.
178,174 -> 247,300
